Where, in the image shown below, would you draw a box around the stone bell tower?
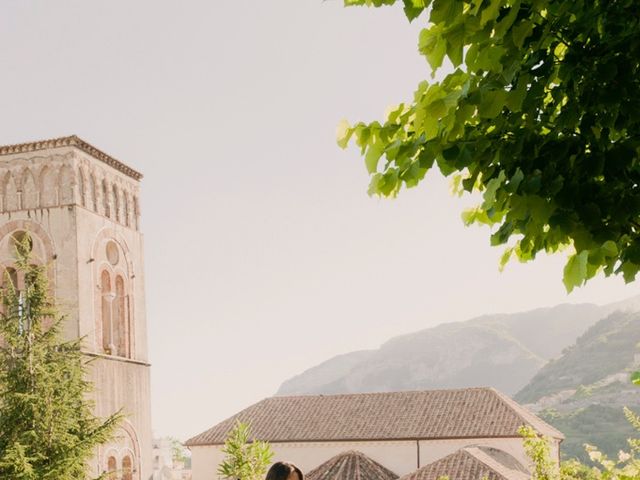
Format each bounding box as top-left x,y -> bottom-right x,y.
0,136 -> 152,479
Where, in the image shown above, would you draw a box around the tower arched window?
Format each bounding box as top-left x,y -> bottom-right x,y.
122,455 -> 133,480
133,196 -> 139,230
106,456 -> 117,479
78,170 -> 86,207
115,274 -> 129,358
40,167 -> 57,207
102,180 -> 111,218
113,185 -> 120,223
22,169 -> 37,210
89,174 -> 97,211
58,165 -> 75,204
100,270 -> 114,354
123,193 -> 130,227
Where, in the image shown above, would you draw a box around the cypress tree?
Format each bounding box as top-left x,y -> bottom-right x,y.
0,233 -> 121,479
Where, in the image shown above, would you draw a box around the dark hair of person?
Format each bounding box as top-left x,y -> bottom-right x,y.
265,461 -> 304,480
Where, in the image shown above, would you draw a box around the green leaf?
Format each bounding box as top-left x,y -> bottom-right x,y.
482,170 -> 506,209
499,247 -> 514,271
445,23 -> 465,67
419,27 -> 447,72
622,262 -> 640,283
469,0 -> 484,15
494,0 -> 520,38
563,250 -> 589,292
425,98 -> 447,118
506,77 -> 528,112
601,240 -> 618,258
461,207 -> 493,225
402,0 -> 427,21
512,20 -> 534,48
479,89 -> 507,118
632,371 -> 640,386
365,141 -> 383,173
480,0 -> 502,26
467,45 -> 506,73
507,168 -> 524,192
430,0 -> 462,24
336,119 -> 353,149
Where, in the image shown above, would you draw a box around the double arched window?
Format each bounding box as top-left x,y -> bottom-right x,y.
104,452 -> 135,480
99,268 -> 130,358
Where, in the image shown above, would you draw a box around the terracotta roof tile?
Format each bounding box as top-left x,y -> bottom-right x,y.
306,450 -> 399,480
185,388 -> 563,446
399,447 -> 530,480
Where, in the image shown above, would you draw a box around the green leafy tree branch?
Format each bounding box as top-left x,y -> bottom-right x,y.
339,0 -> 640,291
520,417 -> 640,480
217,421 -> 274,480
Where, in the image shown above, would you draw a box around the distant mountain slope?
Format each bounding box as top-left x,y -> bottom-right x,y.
516,311 -> 640,404
277,301 -> 614,397
515,311 -> 640,463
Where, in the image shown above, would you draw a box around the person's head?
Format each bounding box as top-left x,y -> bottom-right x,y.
265,461 -> 304,480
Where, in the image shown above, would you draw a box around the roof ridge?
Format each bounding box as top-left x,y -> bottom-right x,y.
0,135 -> 143,180
272,386 -> 494,400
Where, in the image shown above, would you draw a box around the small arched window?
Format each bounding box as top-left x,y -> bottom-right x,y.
106,456 -> 117,479
22,169 -> 37,210
123,193 -> 130,227
115,275 -> 128,358
78,170 -> 86,207
122,455 -> 133,480
133,196 -> 140,230
89,174 -> 97,211
40,167 -> 57,207
5,172 -> 19,211
113,185 -> 120,223
102,180 -> 110,218
101,270 -> 113,354
58,165 -> 75,205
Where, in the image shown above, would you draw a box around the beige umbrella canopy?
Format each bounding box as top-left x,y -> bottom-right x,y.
306,451 -> 399,480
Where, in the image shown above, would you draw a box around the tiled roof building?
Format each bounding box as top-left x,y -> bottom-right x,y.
186,388 -> 562,446
187,388 -> 562,480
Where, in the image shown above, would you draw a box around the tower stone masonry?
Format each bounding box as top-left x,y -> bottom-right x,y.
0,136 -> 152,480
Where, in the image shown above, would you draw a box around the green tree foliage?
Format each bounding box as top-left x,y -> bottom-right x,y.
170,437 -> 189,464
338,0 -> 640,291
0,234 -> 120,480
217,421 -> 274,480
520,416 -> 640,480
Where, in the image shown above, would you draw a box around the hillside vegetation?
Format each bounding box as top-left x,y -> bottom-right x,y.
515,311 -> 640,462
516,311 -> 640,403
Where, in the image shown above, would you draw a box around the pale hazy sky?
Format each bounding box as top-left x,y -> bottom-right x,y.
0,1 -> 637,441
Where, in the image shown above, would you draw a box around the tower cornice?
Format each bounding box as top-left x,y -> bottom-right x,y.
0,135 -> 143,181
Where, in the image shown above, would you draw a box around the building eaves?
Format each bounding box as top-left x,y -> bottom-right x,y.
0,135 -> 143,181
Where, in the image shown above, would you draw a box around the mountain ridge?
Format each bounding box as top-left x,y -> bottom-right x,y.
277,298 -> 639,397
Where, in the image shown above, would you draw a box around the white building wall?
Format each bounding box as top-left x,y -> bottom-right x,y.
190,435 -> 557,480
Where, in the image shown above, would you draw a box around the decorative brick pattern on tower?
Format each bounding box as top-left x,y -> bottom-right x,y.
0,136 -> 152,480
